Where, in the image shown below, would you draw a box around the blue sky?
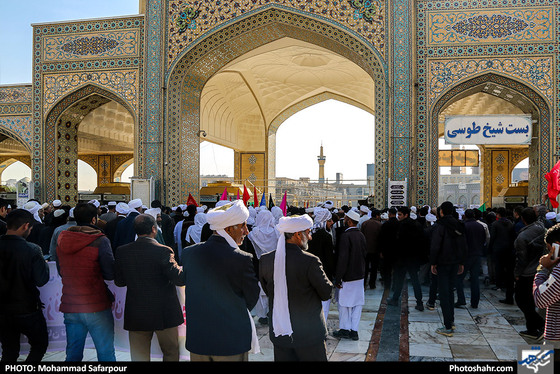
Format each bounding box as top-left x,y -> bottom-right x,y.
0,1 -> 375,188
0,1 -> 140,84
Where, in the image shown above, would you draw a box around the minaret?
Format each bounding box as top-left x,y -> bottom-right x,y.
318,143 -> 326,184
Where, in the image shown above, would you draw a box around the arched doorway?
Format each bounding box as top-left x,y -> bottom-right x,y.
164,7 -> 387,207
432,73 -> 551,207
43,84 -> 136,203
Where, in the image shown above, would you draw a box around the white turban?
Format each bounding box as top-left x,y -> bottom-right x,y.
206,200 -> 249,248
88,199 -> 100,208
144,207 -> 160,221
128,198 -> 142,209
53,209 -> 66,218
273,214 -> 313,338
546,211 -> 556,220
312,207 -> 332,233
108,201 -> 117,207
346,210 -> 360,223
24,201 -> 42,223
360,205 -> 370,214
322,200 -> 334,210
426,213 -> 437,224
52,199 -> 62,208
116,202 -> 129,215
69,207 -> 74,219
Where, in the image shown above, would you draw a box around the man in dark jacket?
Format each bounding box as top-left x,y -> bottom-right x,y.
360,209 -> 382,289
430,201 -> 466,337
456,209 -> 487,308
0,209 -> 50,362
513,207 -> 547,339
333,210 -> 367,341
489,207 -> 516,304
260,214 -> 333,361
115,214 -> 185,361
56,202 -> 116,362
388,206 -> 425,311
378,208 -> 399,290
182,200 -> 259,361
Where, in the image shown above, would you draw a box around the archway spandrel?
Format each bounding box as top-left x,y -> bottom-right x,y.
428,56 -> 554,108
166,1 -> 386,70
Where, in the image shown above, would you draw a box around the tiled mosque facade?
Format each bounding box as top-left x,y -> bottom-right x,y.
0,0 -> 557,208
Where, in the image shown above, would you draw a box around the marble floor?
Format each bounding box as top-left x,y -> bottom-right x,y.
27,276 -> 542,362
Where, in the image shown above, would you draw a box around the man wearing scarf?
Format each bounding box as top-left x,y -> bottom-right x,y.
181,200 -> 260,361
259,214 -> 333,361
308,207 -> 336,321
333,209 -> 367,341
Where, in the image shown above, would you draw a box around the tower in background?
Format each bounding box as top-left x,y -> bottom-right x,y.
318,143 -> 326,184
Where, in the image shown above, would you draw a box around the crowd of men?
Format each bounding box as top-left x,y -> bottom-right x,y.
2,195 -> 560,362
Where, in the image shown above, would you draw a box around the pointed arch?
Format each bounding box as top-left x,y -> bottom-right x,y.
164,6 -> 388,206
42,84 -> 137,203
429,72 -> 551,207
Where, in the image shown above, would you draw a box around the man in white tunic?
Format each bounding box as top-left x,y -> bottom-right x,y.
333,209 -> 367,341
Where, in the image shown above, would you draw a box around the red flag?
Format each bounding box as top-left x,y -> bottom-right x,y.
280,191 -> 287,216
186,193 -> 198,207
545,160 -> 560,208
237,189 -> 240,201
243,185 -> 250,206
220,188 -> 228,201
254,187 -> 258,207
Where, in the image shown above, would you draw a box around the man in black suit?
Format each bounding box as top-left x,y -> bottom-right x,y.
115,214 -> 184,361
260,214 -> 333,361
181,200 -> 260,362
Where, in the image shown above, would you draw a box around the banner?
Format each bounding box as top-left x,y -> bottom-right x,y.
9,262 -> 188,360
444,115 -> 532,145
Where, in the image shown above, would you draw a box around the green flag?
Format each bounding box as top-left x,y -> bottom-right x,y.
478,202 -> 486,212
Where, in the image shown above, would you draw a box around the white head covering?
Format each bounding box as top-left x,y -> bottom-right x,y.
410,212 -> 417,220
322,200 -> 334,210
247,206 -> 257,226
88,199 -> 100,208
69,207 -> 74,219
128,198 -> 142,210
360,205 -> 370,214
346,209 -> 360,223
52,199 -> 62,208
206,200 -> 249,248
248,210 -> 279,259
116,202 -> 129,215
108,201 -> 117,207
271,206 -> 283,224
273,214 -> 313,337
24,201 -> 42,223
53,209 -> 66,218
312,207 -> 332,233
144,207 -> 161,221
546,211 -> 556,220
426,213 -> 437,225
186,213 -> 207,244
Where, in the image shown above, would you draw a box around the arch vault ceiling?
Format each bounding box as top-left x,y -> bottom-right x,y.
200,37 -> 375,151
